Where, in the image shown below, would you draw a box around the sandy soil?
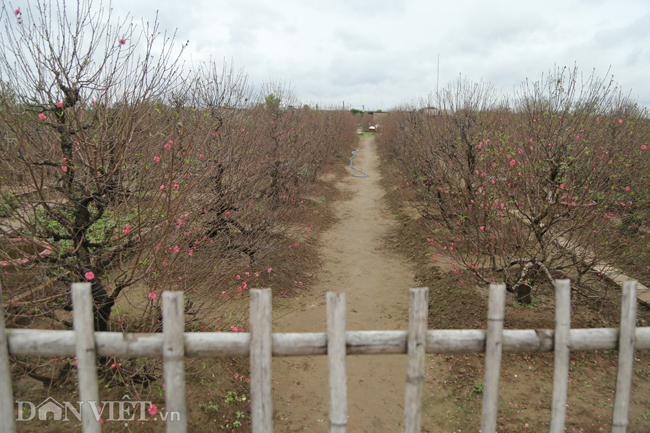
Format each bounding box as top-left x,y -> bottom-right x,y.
271,135 -> 416,432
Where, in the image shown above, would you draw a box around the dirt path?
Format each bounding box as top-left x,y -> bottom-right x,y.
271,135 -> 416,432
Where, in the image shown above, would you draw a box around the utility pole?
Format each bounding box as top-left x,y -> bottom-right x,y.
362,104 -> 364,112
437,53 -> 440,95
343,101 -> 344,110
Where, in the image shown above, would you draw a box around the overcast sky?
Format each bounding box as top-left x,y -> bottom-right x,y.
111,0 -> 650,111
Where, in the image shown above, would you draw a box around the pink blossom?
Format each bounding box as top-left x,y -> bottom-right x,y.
164,143 -> 171,149
237,287 -> 242,292
267,268 -> 272,273
154,156 -> 160,161
478,142 -> 482,149
560,183 -> 564,189
241,128 -> 245,132
618,119 -> 623,124
200,154 -> 205,158
56,102 -> 63,108
61,166 -> 68,172
224,211 -> 230,215
15,8 -> 20,15
92,100 -> 96,104
160,185 -> 165,190
479,226 -> 485,231
231,326 -> 238,332
236,275 -> 241,280
119,38 -> 126,45
148,404 -> 157,416
148,291 -> 157,300
510,160 -> 516,166
173,245 -> 180,253
642,145 -> 647,150
173,184 -> 179,190
222,291 -> 227,296
84,271 -> 95,280
188,250 -> 193,256
625,186 -> 630,191
38,113 -> 46,120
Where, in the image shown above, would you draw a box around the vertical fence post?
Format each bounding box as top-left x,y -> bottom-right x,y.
612,280 -> 638,433
72,283 -> 101,433
480,284 -> 506,433
163,291 -> 187,433
250,289 -> 273,433
0,283 -> 17,433
327,292 -> 347,433
403,287 -> 429,433
550,279 -> 571,433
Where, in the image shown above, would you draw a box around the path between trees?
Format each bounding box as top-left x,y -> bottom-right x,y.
271,135 -> 416,432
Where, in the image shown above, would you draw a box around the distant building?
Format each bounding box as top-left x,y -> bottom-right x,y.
419,106 -> 441,116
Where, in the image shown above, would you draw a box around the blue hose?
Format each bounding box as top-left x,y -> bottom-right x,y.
349,148 -> 368,178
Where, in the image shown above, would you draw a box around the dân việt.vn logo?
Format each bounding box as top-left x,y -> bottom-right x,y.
15,395 -> 180,424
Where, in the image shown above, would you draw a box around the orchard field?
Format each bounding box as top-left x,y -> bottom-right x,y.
2,2 -> 650,433
374,73 -> 650,432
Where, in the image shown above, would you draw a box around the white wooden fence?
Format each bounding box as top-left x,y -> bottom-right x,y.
0,280 -> 646,433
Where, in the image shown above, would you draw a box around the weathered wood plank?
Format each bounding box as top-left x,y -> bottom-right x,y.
0,283 -> 17,433
403,288 -> 428,433
7,327 -> 650,358
612,281 -> 637,433
72,283 -> 100,433
163,292 -> 187,433
250,289 -> 273,433
550,280 -> 571,433
327,292 -> 347,433
480,284 -> 506,433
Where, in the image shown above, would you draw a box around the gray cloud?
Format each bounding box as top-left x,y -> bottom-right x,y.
106,0 -> 650,110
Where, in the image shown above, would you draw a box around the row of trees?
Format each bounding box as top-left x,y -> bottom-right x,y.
0,0 -> 356,342
379,67 -> 650,300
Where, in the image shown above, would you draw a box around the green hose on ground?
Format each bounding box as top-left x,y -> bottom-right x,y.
350,148 -> 368,178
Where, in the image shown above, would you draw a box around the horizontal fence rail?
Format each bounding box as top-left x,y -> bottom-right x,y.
0,280 -> 645,433
7,327 -> 650,357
